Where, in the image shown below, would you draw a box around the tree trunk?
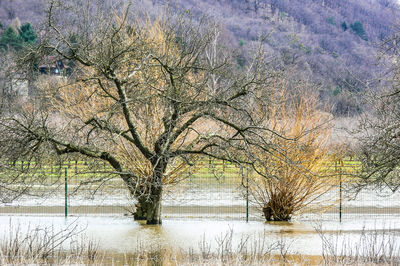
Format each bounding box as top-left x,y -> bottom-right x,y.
133,189 -> 162,224
264,193 -> 293,221
143,157 -> 166,225
125,157 -> 165,225
263,204 -> 273,221
134,197 -> 149,221
145,187 -> 162,225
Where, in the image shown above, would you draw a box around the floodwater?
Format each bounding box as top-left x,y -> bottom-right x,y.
1,214 -> 400,256
2,182 -> 400,257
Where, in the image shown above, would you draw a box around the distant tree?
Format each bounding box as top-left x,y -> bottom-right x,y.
236,54 -> 246,68
350,21 -> 368,41
341,21 -> 348,31
356,92 -> 400,190
356,53 -> 400,191
0,22 -> 37,52
0,51 -> 15,106
0,26 -> 23,51
18,23 -> 37,44
327,16 -> 336,25
4,4 -> 16,20
332,86 -> 341,96
10,18 -> 21,32
333,92 -> 361,116
377,0 -> 398,8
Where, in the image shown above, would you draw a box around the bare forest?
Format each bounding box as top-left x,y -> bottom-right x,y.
0,0 -> 399,115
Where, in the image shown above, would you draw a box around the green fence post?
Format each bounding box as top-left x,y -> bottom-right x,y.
339,160 -> 343,223
246,168 -> 249,223
241,166 -> 249,222
65,167 -> 68,217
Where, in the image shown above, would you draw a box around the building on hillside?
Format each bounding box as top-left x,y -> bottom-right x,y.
39,56 -> 72,76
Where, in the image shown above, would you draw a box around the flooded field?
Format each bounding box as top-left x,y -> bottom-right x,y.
1,214 -> 400,257
1,176 -> 400,262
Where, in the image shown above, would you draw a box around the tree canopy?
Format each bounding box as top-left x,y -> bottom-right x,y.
0,26 -> 23,51
0,0 -> 283,224
19,23 -> 37,44
0,22 -> 37,51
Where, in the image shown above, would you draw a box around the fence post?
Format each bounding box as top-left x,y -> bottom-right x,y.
246,168 -> 249,223
339,160 -> 343,223
65,167 -> 68,217
241,166 -> 249,222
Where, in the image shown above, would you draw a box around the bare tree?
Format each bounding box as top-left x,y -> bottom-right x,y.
0,0 -> 279,224
353,25 -> 400,192
0,50 -> 47,203
356,64 -> 400,191
247,87 -> 342,221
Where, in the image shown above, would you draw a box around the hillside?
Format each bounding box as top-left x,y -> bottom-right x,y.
172,0 -> 399,115
0,0 -> 399,115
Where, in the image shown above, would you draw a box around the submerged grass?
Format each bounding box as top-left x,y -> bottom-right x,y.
0,219 -> 101,265
0,221 -> 317,265
318,225 -> 400,265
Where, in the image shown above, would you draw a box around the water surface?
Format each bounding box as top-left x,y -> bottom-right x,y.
1,215 -> 400,256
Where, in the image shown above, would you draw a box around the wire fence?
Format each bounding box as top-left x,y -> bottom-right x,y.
0,159 -> 399,221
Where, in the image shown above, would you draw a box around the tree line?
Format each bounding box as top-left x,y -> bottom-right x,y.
0,19 -> 37,51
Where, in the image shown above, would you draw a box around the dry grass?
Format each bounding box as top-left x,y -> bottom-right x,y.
0,219 -> 102,265
2,219 -> 400,265
0,221 -> 310,265
317,225 -> 400,265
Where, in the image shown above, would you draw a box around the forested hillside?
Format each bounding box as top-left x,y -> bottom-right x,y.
0,0 -> 399,115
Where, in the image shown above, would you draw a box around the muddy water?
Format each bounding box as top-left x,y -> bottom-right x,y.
2,176 -> 400,258
1,215 -> 400,256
